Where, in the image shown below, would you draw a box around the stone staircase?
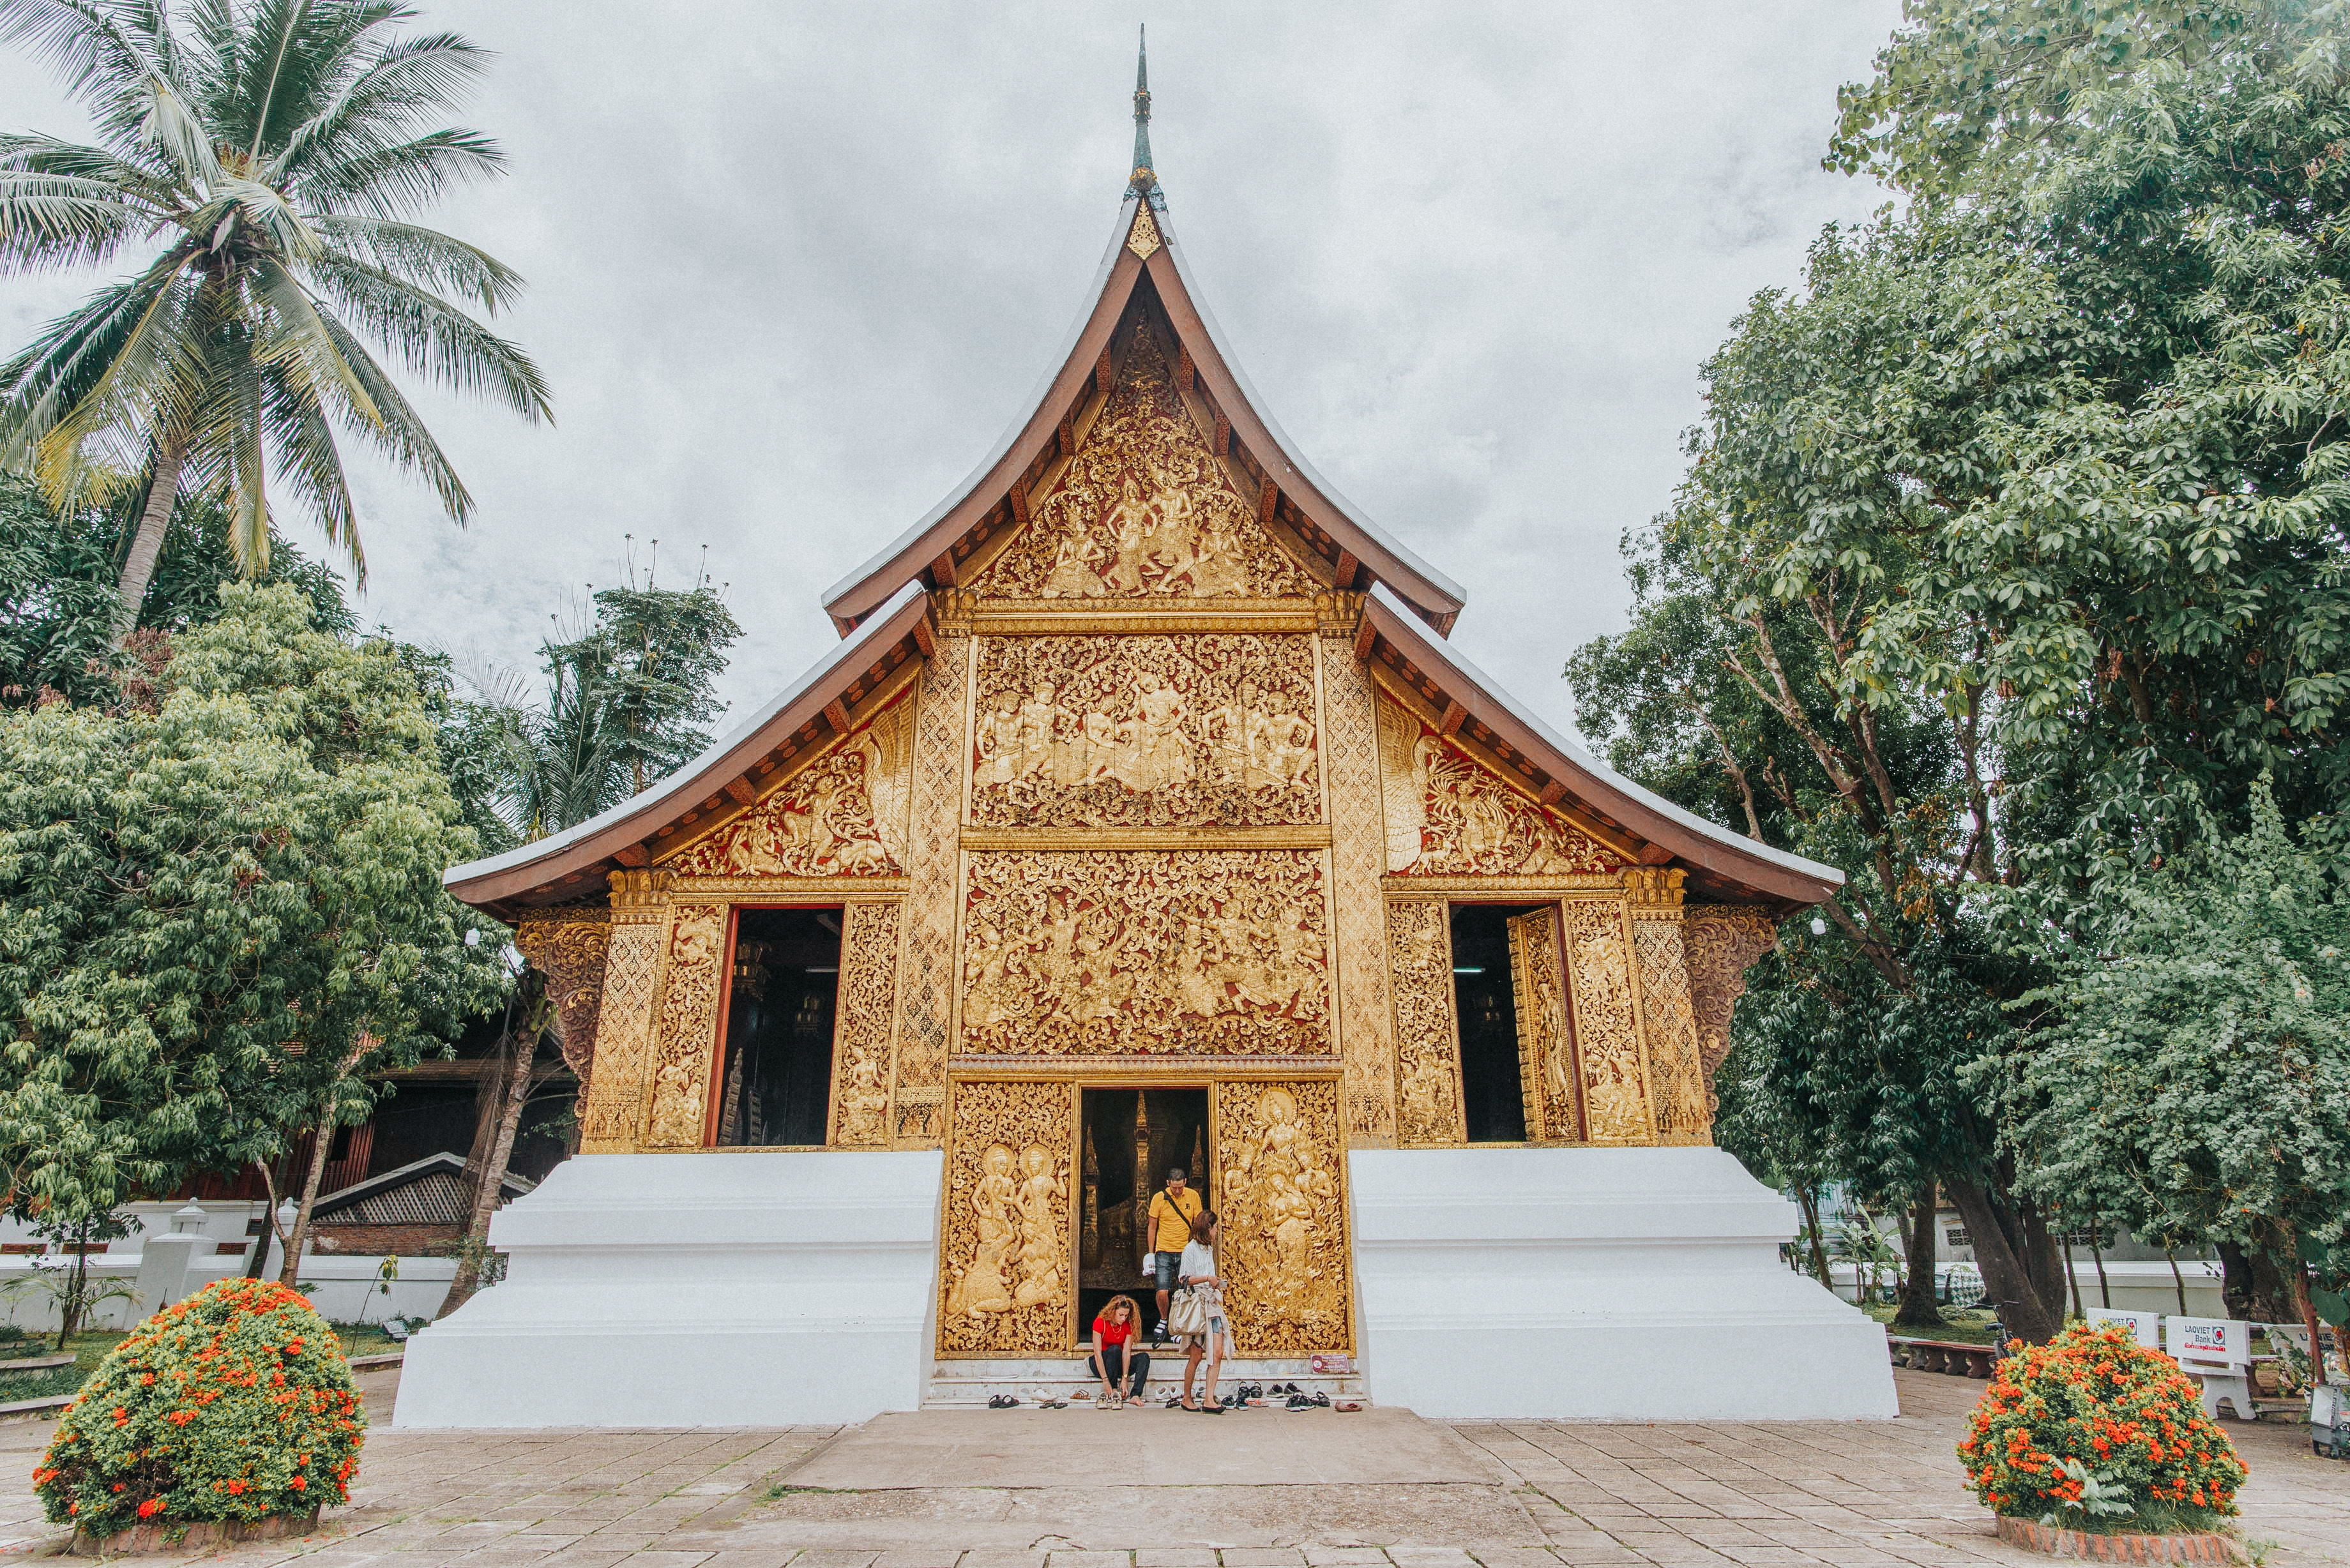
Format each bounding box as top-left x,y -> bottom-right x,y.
923,1353 -> 1368,1409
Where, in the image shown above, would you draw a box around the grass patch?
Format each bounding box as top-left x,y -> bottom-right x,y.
763,1484 -> 846,1499
1865,1304 -> 2004,1345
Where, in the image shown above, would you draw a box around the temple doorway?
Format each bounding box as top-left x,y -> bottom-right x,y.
1076,1086 -> 1211,1343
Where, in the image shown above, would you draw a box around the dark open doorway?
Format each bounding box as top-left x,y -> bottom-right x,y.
709,907 -> 842,1147
1451,903 -> 1543,1143
1076,1086 -> 1211,1344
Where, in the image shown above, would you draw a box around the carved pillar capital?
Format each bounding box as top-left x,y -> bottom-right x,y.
607,868 -> 674,917
1312,590 -> 1365,639
1623,866 -> 1687,912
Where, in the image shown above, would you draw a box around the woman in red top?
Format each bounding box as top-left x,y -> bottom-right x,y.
1087,1295 -> 1149,1408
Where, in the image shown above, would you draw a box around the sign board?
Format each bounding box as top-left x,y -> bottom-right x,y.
2085,1307 -> 2158,1346
2165,1316 -> 2249,1368
1309,1353 -> 1354,1375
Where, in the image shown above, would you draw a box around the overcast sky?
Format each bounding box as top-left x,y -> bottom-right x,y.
0,1 -> 1901,741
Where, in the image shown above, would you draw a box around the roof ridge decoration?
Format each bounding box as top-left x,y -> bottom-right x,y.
1129,24 -> 1165,212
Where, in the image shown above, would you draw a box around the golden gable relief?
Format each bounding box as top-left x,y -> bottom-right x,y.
959,850 -> 1331,1057
1377,698 -> 1621,877
665,700 -> 911,878
969,634 -> 1319,829
973,324 -> 1317,601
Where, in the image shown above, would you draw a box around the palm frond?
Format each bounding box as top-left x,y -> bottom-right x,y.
288,126 -> 501,216
0,132 -> 181,211
0,0 -> 179,156
0,171 -> 151,269
308,307 -> 467,525
0,253 -> 202,502
224,338 -> 269,573
307,253 -> 548,419
257,359 -> 360,578
249,255 -> 378,426
266,29 -> 493,188
310,215 -> 519,310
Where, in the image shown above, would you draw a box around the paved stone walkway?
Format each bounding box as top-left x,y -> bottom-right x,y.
0,1369 -> 2339,1565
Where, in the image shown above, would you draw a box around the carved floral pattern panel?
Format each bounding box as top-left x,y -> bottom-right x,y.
1216,1080 -> 1353,1355
1634,919 -> 1712,1145
827,901 -> 903,1147
1560,900 -> 1655,1145
939,1080 -> 1075,1356
969,633 -> 1319,829
971,324 -> 1317,600
1685,908 -> 1778,1078
514,912 -> 609,1103
641,905 -> 727,1150
1319,642 -> 1397,1140
960,850 -> 1331,1057
1386,899 -> 1465,1145
892,637 -> 971,1143
1377,697 -> 1622,877
664,698 -> 911,878
578,917 -> 663,1153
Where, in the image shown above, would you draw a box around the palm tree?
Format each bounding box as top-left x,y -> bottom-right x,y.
0,0 -> 550,635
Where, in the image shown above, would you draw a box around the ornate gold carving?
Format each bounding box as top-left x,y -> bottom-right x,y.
939,1080 -> 1074,1355
1385,899 -> 1465,1145
1685,906 -> 1778,1078
641,905 -> 727,1150
940,600 -> 1323,635
664,700 -> 911,877
969,633 -> 1319,828
672,875 -> 909,898
1506,907 -> 1579,1141
1127,205 -> 1162,260
1217,1081 -> 1353,1355
577,914 -> 663,1154
891,637 -> 970,1134
1560,900 -> 1655,1145
1624,866 -> 1687,910
513,910 -> 610,1101
1634,917 -> 1711,1145
1377,874 -> 1621,894
1320,642 -> 1397,1141
971,324 -> 1316,601
827,901 -> 903,1147
959,850 -> 1331,1057
959,827 -> 1330,851
1378,697 -> 1623,877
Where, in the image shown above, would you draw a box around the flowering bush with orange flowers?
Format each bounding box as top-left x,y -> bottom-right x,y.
1959,1323 -> 2246,1533
31,1278 -> 365,1539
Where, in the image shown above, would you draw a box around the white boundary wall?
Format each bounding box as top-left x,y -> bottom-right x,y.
1351,1146 -> 1899,1421
391,1150 -> 944,1429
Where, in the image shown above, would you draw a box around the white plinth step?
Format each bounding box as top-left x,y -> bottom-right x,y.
924,1355 -> 1367,1408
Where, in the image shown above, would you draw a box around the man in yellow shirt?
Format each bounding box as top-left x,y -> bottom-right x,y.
1147,1167 -> 1204,1344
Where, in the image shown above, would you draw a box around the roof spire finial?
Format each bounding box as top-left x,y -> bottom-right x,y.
1128,24 -> 1165,210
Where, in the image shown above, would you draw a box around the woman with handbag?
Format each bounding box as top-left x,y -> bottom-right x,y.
1173,1209 -> 1234,1413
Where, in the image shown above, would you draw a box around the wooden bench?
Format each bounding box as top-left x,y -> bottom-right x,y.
1887,1337 -> 1999,1376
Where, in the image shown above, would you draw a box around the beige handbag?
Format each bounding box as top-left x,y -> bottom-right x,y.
1167,1282 -> 1213,1338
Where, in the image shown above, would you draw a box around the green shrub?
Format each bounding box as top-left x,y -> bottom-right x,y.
31,1279 -> 365,1536
1959,1323 -> 2245,1533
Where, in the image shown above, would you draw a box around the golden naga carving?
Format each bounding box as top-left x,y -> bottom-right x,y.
828,901 -> 903,1147
1385,899 -> 1466,1145
1377,698 -> 1621,877
972,324 -> 1316,601
513,910 -> 610,1104
641,905 -> 727,1150
1684,906 -> 1779,1078
1506,907 -> 1580,1141
665,700 -> 911,878
1560,900 -> 1655,1144
939,1080 -> 1073,1355
969,633 -> 1319,829
1218,1082 -> 1352,1355
959,850 -> 1331,1057
1634,918 -> 1712,1144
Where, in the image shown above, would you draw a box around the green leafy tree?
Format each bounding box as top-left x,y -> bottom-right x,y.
0,0 -> 550,635
0,580 -> 506,1276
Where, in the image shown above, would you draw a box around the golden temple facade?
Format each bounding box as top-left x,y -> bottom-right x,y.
454,179 -> 1835,1369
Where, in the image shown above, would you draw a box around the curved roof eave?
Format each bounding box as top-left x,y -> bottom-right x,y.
820,198 -> 1149,621
1149,212 -> 1465,613
444,580 -> 931,909
1363,583 -> 1844,907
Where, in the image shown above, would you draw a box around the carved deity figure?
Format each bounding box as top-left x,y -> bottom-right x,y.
1013,1143 -> 1067,1309
976,695 -> 1022,788
1119,672 -> 1190,792
839,1054 -> 889,1144
947,1143 -> 1020,1319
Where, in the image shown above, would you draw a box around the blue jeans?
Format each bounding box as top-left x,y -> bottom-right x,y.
1152,1252 -> 1179,1295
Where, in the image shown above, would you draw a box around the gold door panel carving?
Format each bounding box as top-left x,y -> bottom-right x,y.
939,1079 -> 1076,1356
1635,918 -> 1713,1145
959,850 -> 1331,1057
1385,898 -> 1466,1145
662,698 -> 912,878
1506,907 -> 1579,1142
1216,1080 -> 1353,1355
971,323 -> 1317,601
1378,697 -> 1622,877
969,633 -> 1319,829
1561,900 -> 1655,1145
827,900 -> 904,1147
642,905 -> 728,1150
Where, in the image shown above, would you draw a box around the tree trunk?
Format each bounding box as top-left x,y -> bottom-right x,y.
1894,1189 -> 1941,1327
2219,1240 -> 2298,1325
442,986 -> 547,1313
277,1108 -> 339,1286
113,435 -> 187,640
2089,1230 -> 2111,1309
1945,1175 -> 2065,1343
2062,1227 -> 2084,1323
2167,1249 -> 2189,1315
1794,1183 -> 1833,1289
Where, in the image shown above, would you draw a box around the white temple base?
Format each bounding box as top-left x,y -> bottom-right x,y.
391,1150 -> 943,1429
1349,1147 -> 1897,1421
